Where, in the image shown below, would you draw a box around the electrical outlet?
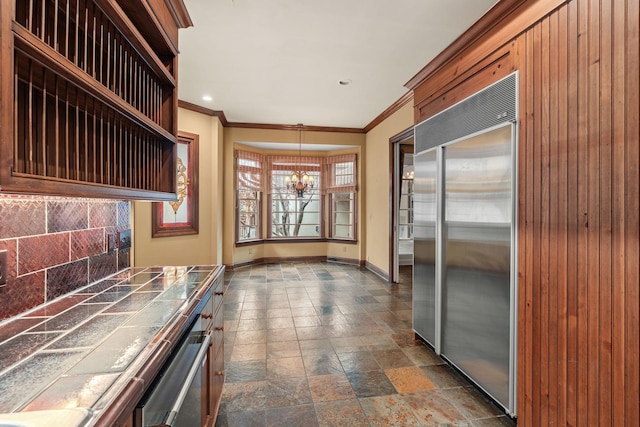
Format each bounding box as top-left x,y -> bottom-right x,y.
0,250 -> 7,286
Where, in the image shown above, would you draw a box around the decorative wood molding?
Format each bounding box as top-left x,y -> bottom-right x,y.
364,91 -> 414,133
178,100 -> 229,126
165,0 -> 194,28
226,122 -> 364,134
180,90 -> 412,135
404,0 -> 526,91
388,126 -> 414,283
152,131 -> 199,237
178,100 -> 366,133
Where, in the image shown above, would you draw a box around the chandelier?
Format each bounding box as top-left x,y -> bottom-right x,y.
285,124 -> 314,197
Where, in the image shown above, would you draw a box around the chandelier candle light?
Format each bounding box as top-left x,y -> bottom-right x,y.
286,124 -> 314,197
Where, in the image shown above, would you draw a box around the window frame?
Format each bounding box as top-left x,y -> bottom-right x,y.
235,150 -> 264,244
234,149 -> 359,245
152,131 -> 199,238
326,153 -> 357,242
236,190 -> 262,243
329,191 -> 357,241
268,169 -> 324,239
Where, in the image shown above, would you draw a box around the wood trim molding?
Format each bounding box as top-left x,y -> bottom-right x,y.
404,0 -> 526,91
177,100 -> 367,134
165,0 -> 194,28
365,261 -> 390,282
364,91 -> 414,133
326,257 -> 366,267
225,122 -> 365,134
225,256 -> 364,271
388,126 -> 414,283
152,131 -> 200,237
178,100 -> 229,126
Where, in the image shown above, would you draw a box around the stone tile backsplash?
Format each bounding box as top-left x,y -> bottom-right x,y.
0,195 -> 130,321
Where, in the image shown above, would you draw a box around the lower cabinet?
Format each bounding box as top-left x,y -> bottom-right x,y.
207,276 -> 225,425
130,274 -> 224,427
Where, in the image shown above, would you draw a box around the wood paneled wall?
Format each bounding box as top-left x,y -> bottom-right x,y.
409,0 -> 639,424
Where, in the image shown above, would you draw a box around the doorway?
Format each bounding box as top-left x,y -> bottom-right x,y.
389,128 -> 414,283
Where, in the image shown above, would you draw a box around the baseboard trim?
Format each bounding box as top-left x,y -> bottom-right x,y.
326,256 -> 365,268
225,256 -> 362,271
364,261 -> 390,282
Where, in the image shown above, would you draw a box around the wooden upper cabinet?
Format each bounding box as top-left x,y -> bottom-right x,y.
0,0 -> 192,200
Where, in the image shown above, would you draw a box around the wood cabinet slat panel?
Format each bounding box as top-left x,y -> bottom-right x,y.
14,0 -> 174,131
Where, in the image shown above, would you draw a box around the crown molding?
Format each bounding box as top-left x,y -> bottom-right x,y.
404,0 -> 526,90
363,91 -> 413,133
178,100 -> 228,125
225,122 -> 364,134
179,89 -> 412,135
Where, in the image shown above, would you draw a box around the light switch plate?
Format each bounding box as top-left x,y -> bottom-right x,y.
0,250 -> 7,286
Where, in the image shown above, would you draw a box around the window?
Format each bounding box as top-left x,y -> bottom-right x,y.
234,149 -> 358,243
331,193 -> 355,238
153,132 -> 199,237
326,154 -> 357,240
236,150 -> 263,242
268,156 -> 322,238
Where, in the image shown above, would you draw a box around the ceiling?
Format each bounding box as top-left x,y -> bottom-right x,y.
177,0 -> 498,130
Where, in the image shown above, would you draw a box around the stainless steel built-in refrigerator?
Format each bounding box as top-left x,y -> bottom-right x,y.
413,73 -> 518,416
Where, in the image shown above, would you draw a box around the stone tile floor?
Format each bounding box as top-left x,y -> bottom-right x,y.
215,263 -> 516,427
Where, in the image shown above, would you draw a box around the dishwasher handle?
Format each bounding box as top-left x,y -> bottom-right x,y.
153,332 -> 212,427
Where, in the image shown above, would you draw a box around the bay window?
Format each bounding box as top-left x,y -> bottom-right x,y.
235,149 -> 357,243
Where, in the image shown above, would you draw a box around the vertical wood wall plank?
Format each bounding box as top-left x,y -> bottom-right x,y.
546,13 -> 559,423
576,1 -> 590,424
539,16 -> 552,423
598,1 -> 613,425
515,28 -> 528,421
610,0 -> 625,423
565,3 -> 579,425
624,0 -> 640,423
532,22 -> 544,425
586,0 -> 601,422
555,6 -> 569,424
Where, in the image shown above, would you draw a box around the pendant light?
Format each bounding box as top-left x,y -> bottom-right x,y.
285,123 -> 314,197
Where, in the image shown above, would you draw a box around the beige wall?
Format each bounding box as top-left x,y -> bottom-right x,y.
363,102 -> 413,277
134,103 -> 412,274
223,127 -> 365,267
133,108 -> 223,266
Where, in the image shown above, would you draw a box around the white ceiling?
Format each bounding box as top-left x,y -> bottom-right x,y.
177,0 -> 498,129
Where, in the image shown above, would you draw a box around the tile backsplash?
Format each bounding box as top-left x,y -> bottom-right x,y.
0,195 -> 130,321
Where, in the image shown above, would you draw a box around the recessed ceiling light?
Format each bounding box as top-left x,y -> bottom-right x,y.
202,95 -> 213,102
338,79 -> 352,86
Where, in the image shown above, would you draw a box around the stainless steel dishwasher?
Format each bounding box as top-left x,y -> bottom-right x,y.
134,296 -> 212,427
